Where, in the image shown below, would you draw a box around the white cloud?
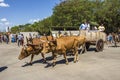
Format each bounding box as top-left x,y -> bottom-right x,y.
0,0 -> 10,7
0,18 -> 7,22
0,17 -> 12,31
0,18 -> 11,28
0,0 -> 4,3
0,23 -> 5,31
0,2 -> 9,7
0,22 -> 3,25
4,22 -> 10,25
29,19 -> 40,23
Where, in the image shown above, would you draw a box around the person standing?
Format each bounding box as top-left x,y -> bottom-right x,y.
4,34 -> 9,44
0,34 -> 2,43
86,22 -> 90,30
21,34 -> 24,46
17,33 -> 22,46
107,33 -> 113,44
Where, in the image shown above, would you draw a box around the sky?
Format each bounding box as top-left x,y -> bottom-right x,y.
0,0 -> 61,31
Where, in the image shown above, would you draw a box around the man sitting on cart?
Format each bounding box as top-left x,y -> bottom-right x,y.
98,24 -> 105,32
79,21 -> 88,30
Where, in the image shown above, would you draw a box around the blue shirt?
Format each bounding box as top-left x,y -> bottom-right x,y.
80,23 -> 87,30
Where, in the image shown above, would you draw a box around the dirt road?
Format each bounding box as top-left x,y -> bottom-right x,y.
0,43 -> 120,80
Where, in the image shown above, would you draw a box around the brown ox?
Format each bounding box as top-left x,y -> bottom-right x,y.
18,44 -> 42,64
41,36 -> 86,66
18,36 -> 55,64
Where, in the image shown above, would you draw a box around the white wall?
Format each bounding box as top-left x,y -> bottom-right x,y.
20,32 -> 38,43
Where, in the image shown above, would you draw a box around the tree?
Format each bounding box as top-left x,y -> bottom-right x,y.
11,0 -> 120,34
11,26 -> 20,33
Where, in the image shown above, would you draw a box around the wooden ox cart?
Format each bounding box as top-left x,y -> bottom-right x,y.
51,29 -> 107,52
79,30 -> 107,52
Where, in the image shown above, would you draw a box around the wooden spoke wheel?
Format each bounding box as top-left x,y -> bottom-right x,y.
96,39 -> 104,52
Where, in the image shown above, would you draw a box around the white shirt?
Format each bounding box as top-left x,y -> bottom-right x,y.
18,35 -> 22,40
80,24 -> 87,30
98,26 -> 105,31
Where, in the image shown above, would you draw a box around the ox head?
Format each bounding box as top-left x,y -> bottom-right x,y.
18,45 -> 34,60
18,43 -> 43,60
41,40 -> 56,53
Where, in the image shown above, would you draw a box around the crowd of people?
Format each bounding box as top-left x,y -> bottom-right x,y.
0,32 -> 41,47
0,34 -> 9,44
0,33 -> 24,46
107,32 -> 120,45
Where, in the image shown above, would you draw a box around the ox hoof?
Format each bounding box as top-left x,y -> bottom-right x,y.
66,62 -> 69,65
52,63 -> 56,67
74,59 -> 79,63
28,63 -> 32,66
74,61 -> 76,63
74,60 -> 78,63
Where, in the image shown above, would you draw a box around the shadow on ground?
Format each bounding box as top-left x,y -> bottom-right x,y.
44,57 -> 74,68
22,56 -> 53,67
87,48 -> 97,52
0,66 -> 8,72
78,48 -> 97,54
21,48 -> 98,68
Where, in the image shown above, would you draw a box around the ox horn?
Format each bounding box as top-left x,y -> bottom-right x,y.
26,37 -> 29,44
24,45 -> 27,49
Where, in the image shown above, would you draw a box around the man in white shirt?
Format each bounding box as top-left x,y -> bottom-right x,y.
79,22 -> 87,30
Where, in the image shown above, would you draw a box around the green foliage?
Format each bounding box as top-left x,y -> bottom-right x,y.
11,26 -> 19,33
11,0 -> 120,34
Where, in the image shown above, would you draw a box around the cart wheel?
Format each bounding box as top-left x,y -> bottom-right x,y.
86,43 -> 90,50
96,39 -> 104,52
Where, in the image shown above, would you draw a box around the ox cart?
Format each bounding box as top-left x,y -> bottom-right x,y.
79,30 -> 107,52
52,30 -> 107,52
